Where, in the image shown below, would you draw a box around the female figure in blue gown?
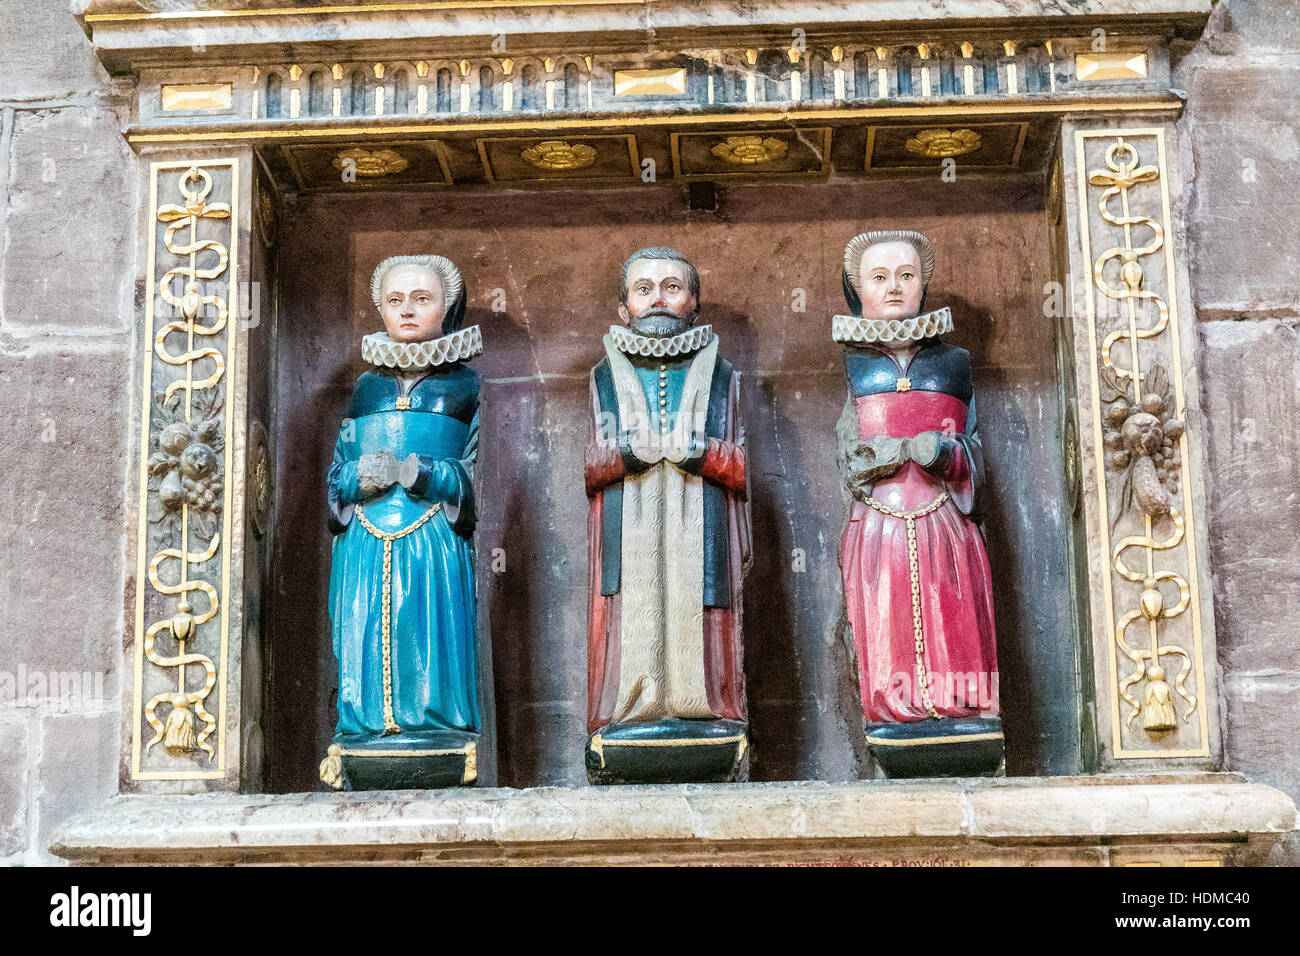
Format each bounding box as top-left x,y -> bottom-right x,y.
320,254 -> 484,790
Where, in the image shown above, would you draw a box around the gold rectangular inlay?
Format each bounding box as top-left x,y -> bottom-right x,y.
614,68 -> 687,97
1075,53 -> 1149,82
162,83 -> 234,111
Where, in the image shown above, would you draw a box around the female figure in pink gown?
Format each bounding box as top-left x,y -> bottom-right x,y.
834,230 -> 1002,777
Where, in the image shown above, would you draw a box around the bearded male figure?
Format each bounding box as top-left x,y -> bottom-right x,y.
583,247 -> 752,784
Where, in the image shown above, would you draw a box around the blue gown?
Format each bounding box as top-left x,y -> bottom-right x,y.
326,363 -> 480,737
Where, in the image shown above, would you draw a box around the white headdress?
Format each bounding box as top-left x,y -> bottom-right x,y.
369,254 -> 464,315
842,230 -> 935,297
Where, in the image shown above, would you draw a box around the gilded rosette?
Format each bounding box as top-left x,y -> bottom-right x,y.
332,147 -> 409,177
520,140 -> 597,170
710,135 -> 789,165
905,128 -> 982,158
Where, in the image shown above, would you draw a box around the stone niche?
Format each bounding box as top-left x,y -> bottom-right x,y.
51,0 -> 1297,864
268,172 -> 1076,792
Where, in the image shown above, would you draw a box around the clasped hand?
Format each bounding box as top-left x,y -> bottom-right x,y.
625,430 -> 703,469
357,450 -> 421,496
845,431 -> 944,496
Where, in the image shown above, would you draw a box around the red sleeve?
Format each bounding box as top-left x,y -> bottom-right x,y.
698,438 -> 747,499
585,442 -> 626,497
938,439 -> 970,484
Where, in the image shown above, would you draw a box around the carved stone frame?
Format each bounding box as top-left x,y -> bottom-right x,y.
122,150 -> 260,790
55,0 -> 1295,864
1058,120 -> 1221,769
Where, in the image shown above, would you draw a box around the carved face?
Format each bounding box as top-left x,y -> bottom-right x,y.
857,241 -> 924,322
380,265 -> 446,343
618,258 -> 698,337
1122,412 -> 1164,455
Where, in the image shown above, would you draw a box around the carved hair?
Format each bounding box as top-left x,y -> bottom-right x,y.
618,246 -> 701,308
842,230 -> 936,295
370,254 -> 465,316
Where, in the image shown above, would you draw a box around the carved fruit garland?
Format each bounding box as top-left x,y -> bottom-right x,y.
1100,362 -> 1183,529
146,388 -> 225,550
1102,362 -> 1194,734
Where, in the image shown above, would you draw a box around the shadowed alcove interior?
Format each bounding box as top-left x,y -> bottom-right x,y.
262,165 -> 1085,793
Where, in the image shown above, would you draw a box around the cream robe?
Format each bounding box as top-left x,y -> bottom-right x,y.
603,333 -> 719,723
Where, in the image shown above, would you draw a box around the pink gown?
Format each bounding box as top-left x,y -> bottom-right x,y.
840,342 -> 999,724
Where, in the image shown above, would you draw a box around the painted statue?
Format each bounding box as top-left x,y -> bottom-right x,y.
319,254 -> 484,790
583,247 -> 752,784
833,230 -> 1003,777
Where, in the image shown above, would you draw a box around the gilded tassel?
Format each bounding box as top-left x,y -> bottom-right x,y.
163,694 -> 198,753
1142,665 -> 1177,732
319,744 -> 344,790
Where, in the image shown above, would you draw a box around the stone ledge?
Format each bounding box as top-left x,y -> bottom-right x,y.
79,0 -> 1213,75
49,774 -> 1295,865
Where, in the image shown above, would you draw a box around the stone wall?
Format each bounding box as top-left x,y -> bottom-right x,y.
0,5 -> 136,864
1,0 -> 1297,862
1171,0 -> 1300,862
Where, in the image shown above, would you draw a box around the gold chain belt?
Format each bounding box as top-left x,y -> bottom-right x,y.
354,502 -> 443,735
863,491 -> 950,720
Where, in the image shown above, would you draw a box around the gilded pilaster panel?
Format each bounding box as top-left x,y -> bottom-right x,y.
1059,121 -> 1221,768
126,155 -> 253,787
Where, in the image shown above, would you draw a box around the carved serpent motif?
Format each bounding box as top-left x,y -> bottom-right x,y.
140,164 -> 233,768
1089,138 -> 1195,735
143,536 -> 220,759
155,166 -> 230,406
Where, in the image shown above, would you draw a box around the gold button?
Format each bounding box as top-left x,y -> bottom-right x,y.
659,364 -> 667,371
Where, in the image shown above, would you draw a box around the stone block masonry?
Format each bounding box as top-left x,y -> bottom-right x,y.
0,3 -> 133,863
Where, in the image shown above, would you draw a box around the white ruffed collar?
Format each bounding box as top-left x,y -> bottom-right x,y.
607,323 -> 714,358
361,327 -> 483,370
832,307 -> 953,346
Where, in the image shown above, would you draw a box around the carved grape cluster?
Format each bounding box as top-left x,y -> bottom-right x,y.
146,390 -> 225,546
1101,363 -> 1183,524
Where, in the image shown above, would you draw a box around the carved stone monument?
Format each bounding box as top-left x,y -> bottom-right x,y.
834,231 -> 1003,777
320,254 -> 485,790
48,0 -> 1297,871
583,247 -> 752,784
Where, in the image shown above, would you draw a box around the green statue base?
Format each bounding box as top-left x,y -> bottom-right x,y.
320,729 -> 478,791
866,716 -> 1004,778
585,718 -> 749,785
